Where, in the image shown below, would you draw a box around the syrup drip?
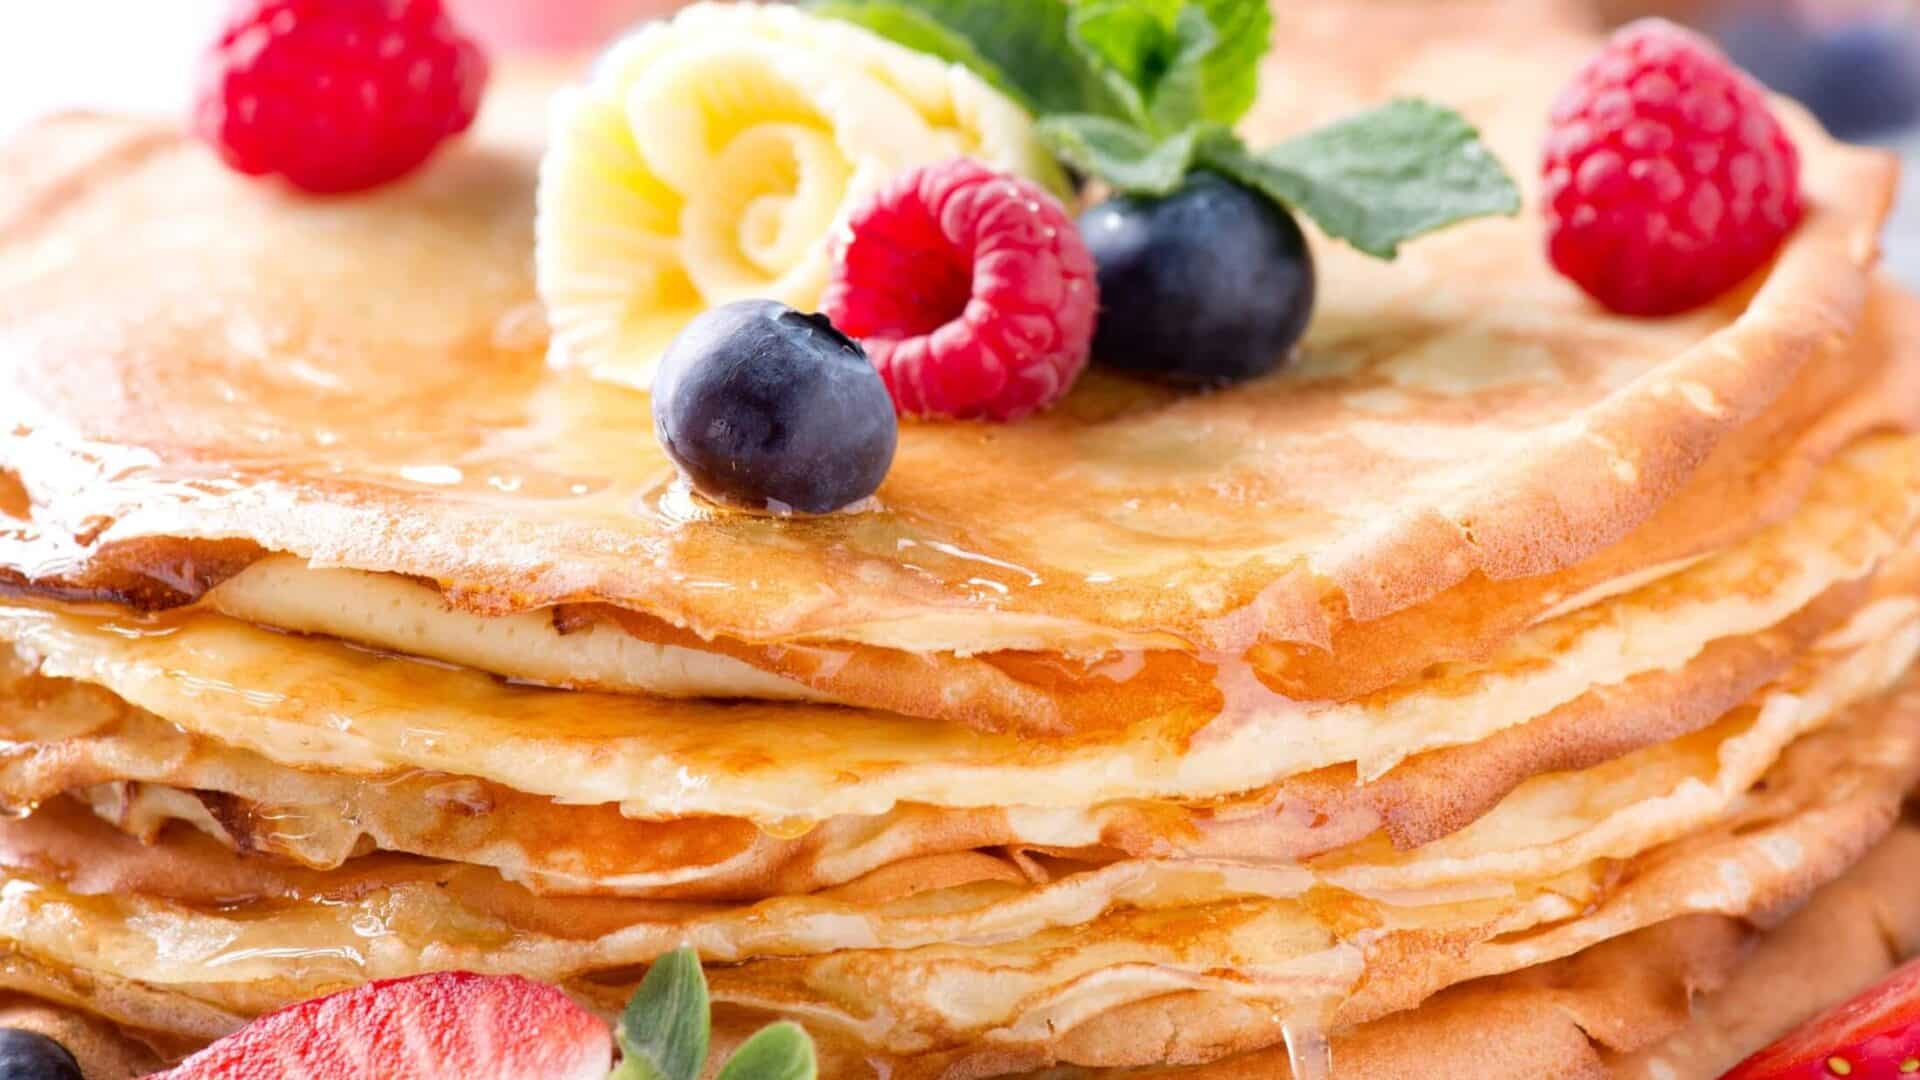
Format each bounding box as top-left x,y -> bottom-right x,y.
1282,1019 -> 1333,1080
1281,947 -> 1361,1080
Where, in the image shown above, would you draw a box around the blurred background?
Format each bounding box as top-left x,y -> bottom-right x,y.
3,0 -> 1918,281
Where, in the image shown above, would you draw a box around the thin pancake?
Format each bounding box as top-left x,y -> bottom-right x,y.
0,0 -> 1897,687
1100,814 -> 1920,1080
0,570 -> 1859,895
1,563 -> 1903,904
3,434 -> 1911,827
7,814 -> 1919,1079
188,282 -> 1920,736
716,674 -> 1920,1075
0,660 -> 1913,1075
0,995 -> 171,1079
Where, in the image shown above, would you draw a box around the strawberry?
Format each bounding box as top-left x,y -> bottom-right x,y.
155,971 -> 612,1079
1721,955 -> 1920,1079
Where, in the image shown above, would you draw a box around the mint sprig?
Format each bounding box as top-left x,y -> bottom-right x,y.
811,0 -> 1121,117
1199,101 -> 1522,258
610,947 -> 816,1080
810,0 -> 1520,258
1037,117 -> 1203,195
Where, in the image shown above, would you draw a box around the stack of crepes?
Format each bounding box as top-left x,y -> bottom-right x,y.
3,2 -> 1920,1077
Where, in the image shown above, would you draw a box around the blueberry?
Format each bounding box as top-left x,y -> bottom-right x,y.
0,1029 -> 82,1080
1716,11 -> 1920,140
1711,7 -> 1819,102
1079,172 -> 1315,385
1801,20 -> 1920,140
654,300 -> 897,514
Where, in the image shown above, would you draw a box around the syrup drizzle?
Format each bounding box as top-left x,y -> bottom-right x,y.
1283,1019 -> 1333,1080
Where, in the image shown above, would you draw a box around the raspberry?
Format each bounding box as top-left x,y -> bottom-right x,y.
1542,19 -> 1803,317
822,159 -> 1098,421
194,0 -> 489,195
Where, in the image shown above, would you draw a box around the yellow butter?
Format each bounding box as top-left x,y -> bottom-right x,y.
535,2 -> 1066,390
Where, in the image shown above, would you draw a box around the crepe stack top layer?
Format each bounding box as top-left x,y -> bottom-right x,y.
1,0 -> 1918,1076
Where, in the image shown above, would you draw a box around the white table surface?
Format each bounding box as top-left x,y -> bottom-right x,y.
1,3 -> 226,137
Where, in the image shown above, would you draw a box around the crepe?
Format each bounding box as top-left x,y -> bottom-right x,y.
10,812 -> 1920,1080
1,542 -> 1911,906
165,276 -> 1920,740
5,432 -> 1913,844
0,2 -> 1901,713
1097,811 -> 1920,1080
0,656 -> 1911,1076
12,812 -> 1920,1080
0,0 -> 1914,1075
186,278 -> 1920,747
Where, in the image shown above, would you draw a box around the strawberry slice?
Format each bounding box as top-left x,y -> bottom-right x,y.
1722,955 -> 1920,1079
155,972 -> 612,1079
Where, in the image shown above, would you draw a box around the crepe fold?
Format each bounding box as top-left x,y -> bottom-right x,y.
1,0 -> 1919,1075
0,659 -> 1914,1075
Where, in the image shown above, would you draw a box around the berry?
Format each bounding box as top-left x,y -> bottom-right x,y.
822,159 -> 1097,421
154,972 -> 611,1080
1078,172 -> 1315,385
654,300 -> 898,514
1542,18 -> 1802,317
194,0 -> 489,194
1797,21 -> 1920,141
0,1029 -> 82,1080
1715,10 -> 1920,141
1720,954 -> 1920,1080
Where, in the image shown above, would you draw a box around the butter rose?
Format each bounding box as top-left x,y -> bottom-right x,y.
535,2 -> 1067,390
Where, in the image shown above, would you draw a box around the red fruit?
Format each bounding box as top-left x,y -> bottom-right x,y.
1720,955 -> 1920,1079
155,972 -> 612,1079
1542,18 -> 1802,317
822,159 -> 1098,422
194,0 -> 489,194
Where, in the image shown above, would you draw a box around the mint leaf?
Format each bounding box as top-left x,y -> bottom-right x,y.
1200,101 -> 1520,258
1067,0 -> 1181,91
612,948 -> 710,1080
1068,0 -> 1265,132
1065,2 -> 1217,133
714,1023 -> 817,1080
1065,0 -> 1173,126
1144,6 -> 1217,133
1197,131 -> 1368,239
1038,115 -> 1200,195
1188,0 -> 1269,125
810,1 -> 1517,262
807,0 -> 1121,118
809,1 -> 1030,111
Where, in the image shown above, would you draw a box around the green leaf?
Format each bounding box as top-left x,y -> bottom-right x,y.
1037,115 -> 1201,195
1200,100 -> 1520,258
807,3 -> 1516,259
1188,0 -> 1270,125
1067,0 -> 1180,87
612,948 -> 710,1080
1144,6 -> 1218,133
806,0 -> 1121,118
1067,0 -> 1265,132
1064,0 -> 1159,126
1064,1 -> 1216,133
714,1023 -> 818,1080
808,1 -> 1032,112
